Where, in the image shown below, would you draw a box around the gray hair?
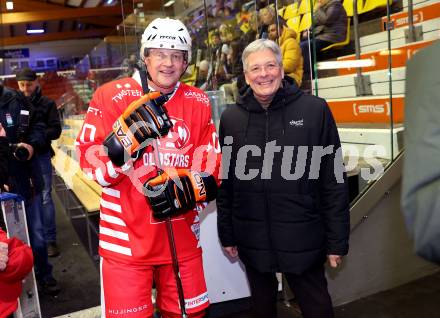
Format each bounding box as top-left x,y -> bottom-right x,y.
242,39 -> 283,71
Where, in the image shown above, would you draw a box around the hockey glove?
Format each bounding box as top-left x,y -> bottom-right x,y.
103,92 -> 173,166
144,169 -> 218,219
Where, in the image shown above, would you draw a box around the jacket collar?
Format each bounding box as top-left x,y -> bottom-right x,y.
236,76 -> 303,113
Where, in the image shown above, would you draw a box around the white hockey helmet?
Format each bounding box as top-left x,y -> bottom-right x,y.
140,17 -> 192,63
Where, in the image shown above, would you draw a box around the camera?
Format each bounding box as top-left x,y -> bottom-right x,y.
9,143 -> 30,161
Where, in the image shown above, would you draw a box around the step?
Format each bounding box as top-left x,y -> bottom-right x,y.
336,38 -> 435,75
402,0 -> 437,9
381,1 -> 440,31
317,67 -> 406,99
327,95 -> 405,124
338,123 -> 404,160
359,17 -> 440,52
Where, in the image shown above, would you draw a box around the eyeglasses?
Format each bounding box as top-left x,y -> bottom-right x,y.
246,62 -> 280,75
148,50 -> 185,63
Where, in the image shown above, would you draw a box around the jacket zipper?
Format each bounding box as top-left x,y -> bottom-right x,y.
264,110 -> 278,271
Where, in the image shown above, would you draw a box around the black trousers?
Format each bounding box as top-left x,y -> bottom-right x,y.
245,264 -> 334,318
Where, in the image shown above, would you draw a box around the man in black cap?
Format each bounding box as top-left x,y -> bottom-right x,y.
16,68 -> 62,258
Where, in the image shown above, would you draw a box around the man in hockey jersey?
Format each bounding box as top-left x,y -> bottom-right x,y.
0,228 -> 34,318
76,18 -> 221,318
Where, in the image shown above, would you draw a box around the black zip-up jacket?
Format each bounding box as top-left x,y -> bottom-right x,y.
0,85 -> 45,199
217,78 -> 350,274
29,86 -> 61,156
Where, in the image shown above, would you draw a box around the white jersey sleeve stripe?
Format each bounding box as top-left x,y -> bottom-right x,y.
100,198 -> 122,213
100,226 -> 129,241
100,212 -> 126,226
99,241 -> 132,256
95,167 -> 111,186
102,187 -> 121,198
106,161 -> 119,179
121,162 -> 132,172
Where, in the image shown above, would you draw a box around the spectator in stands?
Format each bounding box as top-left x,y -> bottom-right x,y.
76,18 -> 220,318
120,54 -> 138,78
196,60 -> 210,90
16,68 -> 62,258
217,39 -> 350,318
0,83 -> 59,295
0,228 -> 34,318
220,41 -> 243,103
242,11 -> 259,45
268,17 -> 304,86
402,41 -> 440,265
300,0 -> 348,77
258,6 -> 276,39
256,0 -> 270,11
209,30 -> 225,89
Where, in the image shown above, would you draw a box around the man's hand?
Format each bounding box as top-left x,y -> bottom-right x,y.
103,92 -> 172,166
0,123 -> 5,137
0,242 -> 8,271
16,143 -> 34,160
144,169 -> 217,219
223,246 -> 238,258
327,254 -> 343,268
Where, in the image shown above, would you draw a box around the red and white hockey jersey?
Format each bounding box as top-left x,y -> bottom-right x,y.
76,76 -> 221,265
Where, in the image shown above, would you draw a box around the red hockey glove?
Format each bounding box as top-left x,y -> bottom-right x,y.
144,169 -> 217,219
103,92 -> 173,166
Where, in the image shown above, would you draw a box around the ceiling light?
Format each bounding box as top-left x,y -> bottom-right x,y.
6,1 -> 14,10
164,0 -> 175,7
26,29 -> 45,34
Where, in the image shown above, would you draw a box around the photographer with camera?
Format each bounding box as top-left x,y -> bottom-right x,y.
0,83 -> 59,295
16,68 -> 62,258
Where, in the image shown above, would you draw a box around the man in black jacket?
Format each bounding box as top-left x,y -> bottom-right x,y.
217,39 -> 350,318
1,82 -> 59,295
16,68 -> 62,257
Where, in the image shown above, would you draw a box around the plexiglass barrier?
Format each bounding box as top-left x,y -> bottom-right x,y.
1,0 -> 438,204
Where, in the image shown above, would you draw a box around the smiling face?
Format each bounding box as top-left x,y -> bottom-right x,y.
145,48 -> 187,94
244,48 -> 283,105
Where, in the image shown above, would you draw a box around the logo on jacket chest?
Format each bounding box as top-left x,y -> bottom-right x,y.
289,119 -> 304,127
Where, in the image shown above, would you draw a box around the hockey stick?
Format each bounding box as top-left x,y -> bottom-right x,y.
165,215 -> 188,318
153,140 -> 188,318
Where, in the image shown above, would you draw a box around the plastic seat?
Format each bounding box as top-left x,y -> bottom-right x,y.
298,12 -> 312,33
342,0 -> 364,17
284,3 -> 299,19
321,18 -> 351,51
360,0 -> 392,14
298,0 -> 316,15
